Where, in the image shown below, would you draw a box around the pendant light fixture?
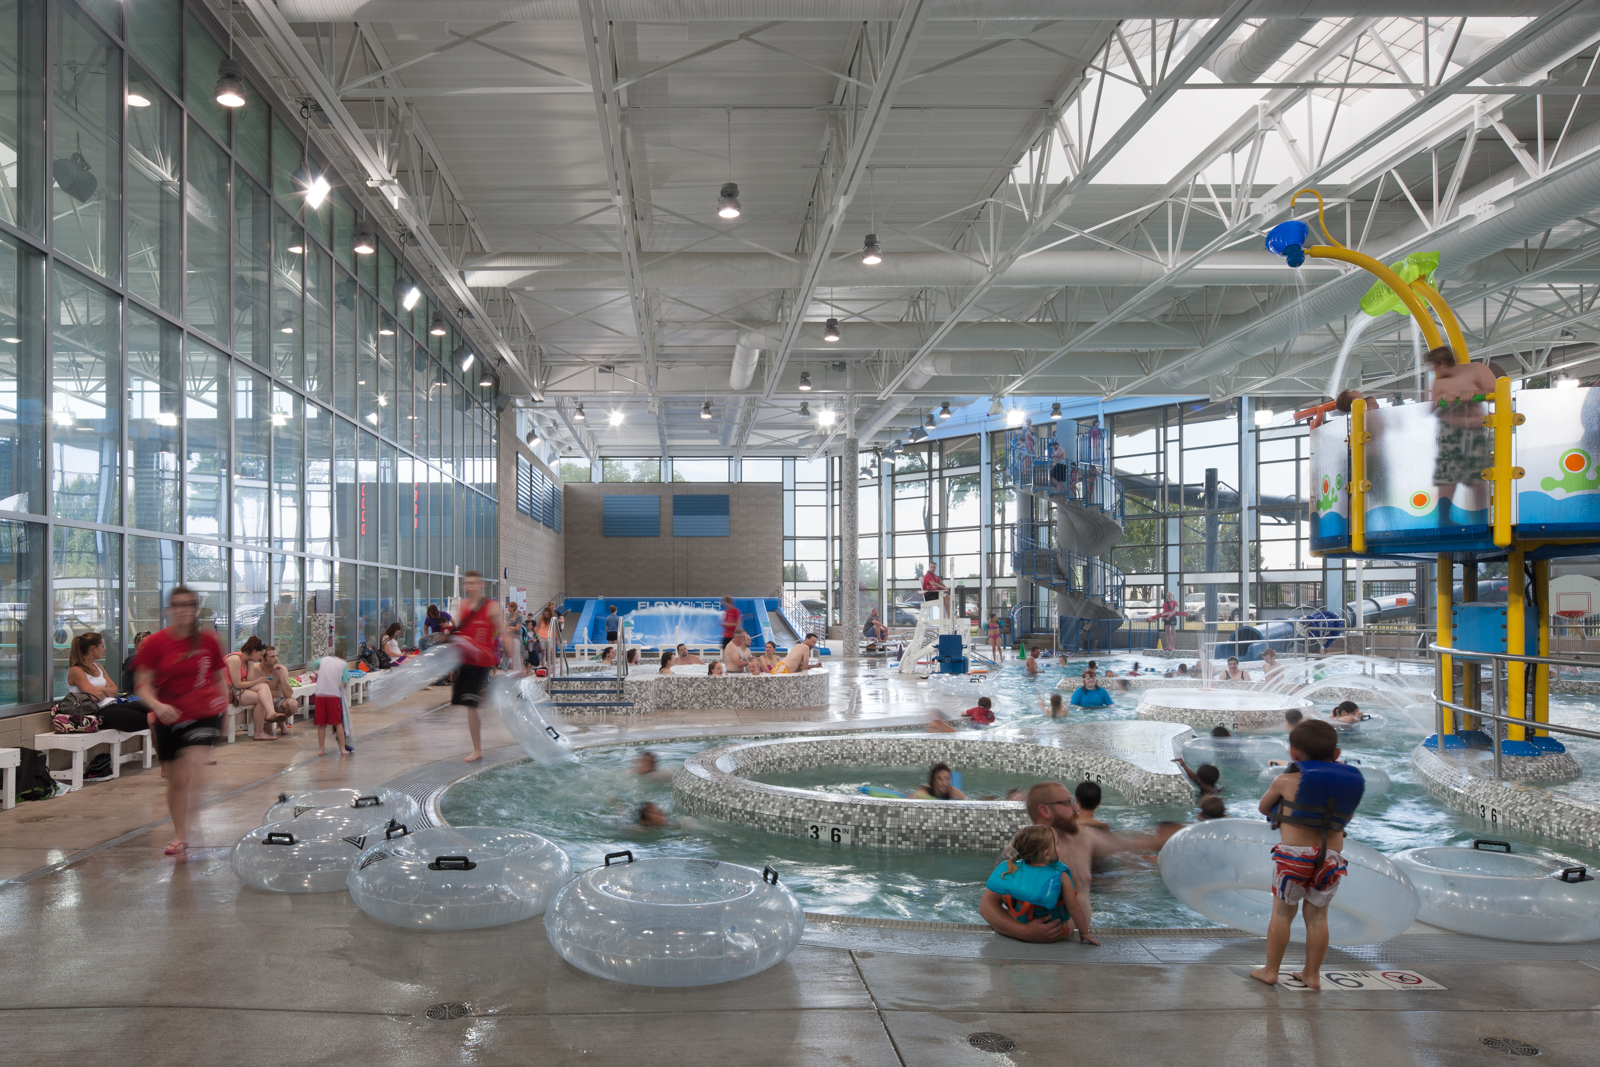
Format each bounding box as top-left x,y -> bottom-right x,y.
1049,402 -> 1063,420
823,318 -> 841,343
573,403 -> 586,421
716,108 -> 740,219
798,370 -> 812,391
938,401 -> 952,419
429,313 -> 447,337
700,400 -> 713,420
215,6 -> 246,107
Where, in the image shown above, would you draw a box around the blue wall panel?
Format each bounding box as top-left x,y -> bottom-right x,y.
673,494 -> 729,536
603,494 -> 660,536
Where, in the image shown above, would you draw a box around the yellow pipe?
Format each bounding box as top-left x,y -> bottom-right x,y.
1409,280 -> 1470,364
1507,546 -> 1527,743
1349,397 -> 1371,553
1438,552 -> 1455,735
1534,558 -> 1550,737
1304,246 -> 1446,350
1483,376 -> 1525,548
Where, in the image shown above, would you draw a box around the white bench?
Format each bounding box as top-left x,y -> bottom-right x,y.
33,730 -> 153,790
0,747 -> 18,809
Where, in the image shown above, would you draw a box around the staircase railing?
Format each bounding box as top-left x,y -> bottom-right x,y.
1006,431 -> 1124,521
1010,523 -> 1126,614
780,594 -> 824,639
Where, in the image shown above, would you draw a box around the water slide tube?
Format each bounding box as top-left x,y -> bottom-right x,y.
1393,841 -> 1600,943
545,854 -> 805,986
264,786 -> 422,829
1159,818 -> 1419,944
347,825 -> 573,930
231,812 -> 395,893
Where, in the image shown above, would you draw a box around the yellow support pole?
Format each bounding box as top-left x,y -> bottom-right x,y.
1507,547 -> 1527,743
1534,558 -> 1551,738
1349,398 -> 1371,553
1438,552 -> 1455,737
1482,376 -> 1525,548
1409,281 -> 1470,364
1305,247 -> 1446,349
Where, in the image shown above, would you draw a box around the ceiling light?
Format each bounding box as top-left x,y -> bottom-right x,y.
823,318 -> 841,343
365,411 -> 378,425
479,373 -> 493,388
270,412 -> 288,427
353,229 -> 376,255
909,426 -> 927,442
1005,407 -> 1025,427
526,428 -> 540,447
279,324 -> 294,334
357,379 -> 366,385
861,233 -> 882,266
429,314 -> 447,337
377,394 -> 388,407
0,335 -> 19,344
938,401 -> 952,419
717,182 -> 741,219
799,401 -> 811,417
127,91 -> 152,108
700,400 -> 713,420
292,165 -> 330,210
1255,407 -> 1275,427
460,351 -> 474,372
287,243 -> 304,254
1557,374 -> 1579,389
817,407 -> 837,427
988,396 -> 1003,417
1224,400 -> 1239,420
214,61 -> 246,108
397,282 -> 421,311
608,410 -> 624,426
891,439 -> 904,453
52,151 -> 96,203
798,371 -> 812,391
51,410 -> 74,427
155,411 -> 178,427
573,403 -> 586,421
378,324 -> 394,336
1049,402 -> 1063,420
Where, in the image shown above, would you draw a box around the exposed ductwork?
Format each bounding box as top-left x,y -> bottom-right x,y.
727,320 -> 1204,352
279,2 -> 1579,21
1481,16 -> 1600,82
1204,18 -> 1319,84
1167,109 -> 1600,387
728,343 -> 761,389
466,249 -> 1341,291
852,360 -> 934,444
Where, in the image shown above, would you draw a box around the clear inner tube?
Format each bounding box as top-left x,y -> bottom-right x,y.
496,676 -> 579,767
1392,843 -> 1600,943
231,813 -> 393,893
544,855 -> 805,986
264,786 -> 422,828
364,642 -> 463,707
1158,818 -> 1419,944
1179,735 -> 1288,773
347,825 -> 573,930
1256,760 -> 1391,797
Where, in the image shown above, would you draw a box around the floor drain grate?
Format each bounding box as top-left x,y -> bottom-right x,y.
1482,1037 -> 1541,1057
425,1003 -> 472,1021
968,1033 -> 1016,1054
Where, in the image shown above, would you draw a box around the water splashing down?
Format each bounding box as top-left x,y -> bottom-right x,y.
1327,312 -> 1377,399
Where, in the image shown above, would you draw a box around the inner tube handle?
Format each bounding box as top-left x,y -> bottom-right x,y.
762,865 -> 780,885
604,850 -> 634,867
278,792 -> 288,803
353,795 -> 381,807
263,832 -> 295,845
428,855 -> 476,871
1559,866 -> 1591,883
1473,839 -> 1512,852
385,822 -> 410,839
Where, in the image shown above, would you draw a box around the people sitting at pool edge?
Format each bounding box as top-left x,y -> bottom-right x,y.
723,632 -> 755,673
964,697 -> 995,724
675,643 -> 705,665
780,634 -> 821,673
753,640 -> 781,674
982,825 -> 1098,946
1071,673 -> 1113,708
863,608 -> 889,644
912,762 -> 967,800
658,650 -> 675,674
1250,720 -> 1365,991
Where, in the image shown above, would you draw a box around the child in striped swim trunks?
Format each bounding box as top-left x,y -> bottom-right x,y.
1249,720 -> 1365,991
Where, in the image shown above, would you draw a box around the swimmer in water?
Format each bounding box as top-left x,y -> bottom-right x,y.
911,761 -> 967,800
631,751 -> 672,779
1219,655 -> 1249,681
635,801 -> 671,828
1024,647 -> 1040,676
1074,781 -> 1109,830
1039,692 -> 1067,718
1330,700 -> 1364,724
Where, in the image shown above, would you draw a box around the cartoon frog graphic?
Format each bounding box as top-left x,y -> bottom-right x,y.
1541,448 -> 1600,494
1316,473 -> 1344,514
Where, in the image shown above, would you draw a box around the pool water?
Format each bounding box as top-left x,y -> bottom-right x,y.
442,660 -> 1600,928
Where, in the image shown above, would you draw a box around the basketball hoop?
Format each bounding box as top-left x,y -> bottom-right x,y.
1556,610 -> 1586,620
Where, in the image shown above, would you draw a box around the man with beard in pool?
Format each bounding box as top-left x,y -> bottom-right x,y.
980,781 -> 1121,943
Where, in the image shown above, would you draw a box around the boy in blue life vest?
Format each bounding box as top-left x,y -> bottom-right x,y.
1249,720 -> 1365,991
981,825 -> 1099,946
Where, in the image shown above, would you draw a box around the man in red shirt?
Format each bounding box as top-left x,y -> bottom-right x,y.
134,585 -> 229,857
921,563 -> 949,615
719,596 -> 741,651
451,570 -> 522,763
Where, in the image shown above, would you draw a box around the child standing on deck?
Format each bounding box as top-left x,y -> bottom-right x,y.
1249,720 -> 1365,990
314,648 -> 352,756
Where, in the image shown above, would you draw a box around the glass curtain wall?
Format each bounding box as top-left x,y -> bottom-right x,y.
0,0 -> 498,716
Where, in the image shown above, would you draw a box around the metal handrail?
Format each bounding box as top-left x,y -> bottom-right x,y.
1426,641 -> 1591,781
1427,642 -> 1600,671
1431,697 -> 1600,742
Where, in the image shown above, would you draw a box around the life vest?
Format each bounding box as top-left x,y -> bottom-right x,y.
1268,759 -> 1365,866
453,599 -> 500,667
985,860 -> 1068,923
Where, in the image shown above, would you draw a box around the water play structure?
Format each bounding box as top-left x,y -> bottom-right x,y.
544,854 -> 806,987
1266,189 -> 1600,794
347,826 -> 572,931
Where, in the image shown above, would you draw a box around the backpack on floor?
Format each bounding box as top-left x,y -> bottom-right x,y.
16,749 -> 57,801
85,753 -> 114,780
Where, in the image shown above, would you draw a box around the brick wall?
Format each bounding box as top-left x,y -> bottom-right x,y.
497,406 -> 565,610
563,482 -> 781,597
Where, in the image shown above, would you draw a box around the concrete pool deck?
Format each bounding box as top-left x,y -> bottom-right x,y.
2,660 -> 1597,1065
